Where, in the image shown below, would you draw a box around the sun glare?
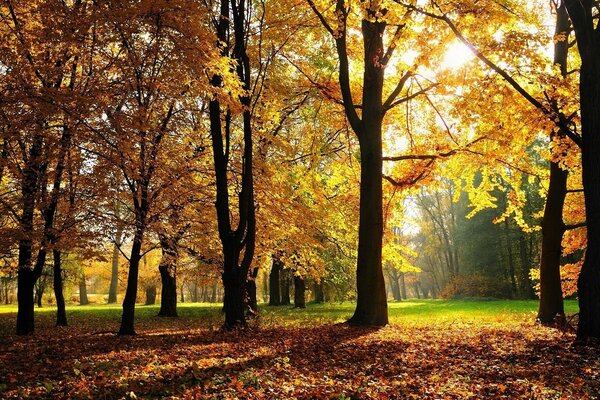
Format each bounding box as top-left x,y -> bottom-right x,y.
442,40 -> 474,70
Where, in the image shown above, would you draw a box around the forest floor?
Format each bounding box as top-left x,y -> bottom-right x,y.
0,300 -> 598,399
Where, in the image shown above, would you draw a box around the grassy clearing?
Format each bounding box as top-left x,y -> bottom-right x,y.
0,299 -> 580,330
0,299 -> 594,400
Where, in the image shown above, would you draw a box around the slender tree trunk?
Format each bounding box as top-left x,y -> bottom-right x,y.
53,250 -> 67,326
294,275 -> 306,308
269,258 -> 281,305
518,235 -> 536,299
119,221 -> 144,335
246,267 -> 259,316
399,272 -> 407,300
388,269 -> 401,301
108,240 -> 121,304
35,280 -> 44,308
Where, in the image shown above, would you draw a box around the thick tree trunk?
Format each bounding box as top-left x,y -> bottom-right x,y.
564,0 -> 600,340
348,18 -> 388,326
537,161 -> 568,322
53,250 -> 67,326
16,269 -> 35,335
269,258 -> 281,305
280,268 -> 291,306
158,236 -> 178,317
145,286 -> 157,305
294,275 -> 306,308
158,265 -> 177,317
576,56 -> 600,340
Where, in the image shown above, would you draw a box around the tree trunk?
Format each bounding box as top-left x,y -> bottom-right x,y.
537,8 -> 569,316
158,236 -> 178,317
518,235 -> 536,299
145,286 -> 157,305
280,268 -> 291,306
35,280 -> 44,308
269,258 -> 281,305
347,18 -> 388,326
210,0 -> 256,330
294,275 -> 306,308
246,267 -> 259,316
16,269 -> 35,335
388,269 -> 401,301
118,222 -> 144,335
158,265 -> 177,317
564,0 -> 600,340
53,250 -> 67,326
108,241 -> 120,304
79,271 -> 89,305
313,281 -> 324,303
399,273 -> 407,300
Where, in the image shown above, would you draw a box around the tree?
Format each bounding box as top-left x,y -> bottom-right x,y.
208,0 -> 256,329
564,0 -> 600,340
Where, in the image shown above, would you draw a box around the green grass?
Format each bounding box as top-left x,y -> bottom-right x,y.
0,299 -> 579,329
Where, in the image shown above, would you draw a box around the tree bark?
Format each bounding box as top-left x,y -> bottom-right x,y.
346,16 -> 388,326
280,268 -> 291,306
269,257 -> 281,305
294,275 -> 306,308
538,161 -> 568,322
158,235 -> 178,317
145,286 -> 157,305
313,281 -> 324,303
210,0 -> 256,330
108,229 -> 123,304
118,219 -> 144,335
564,0 -> 600,340
53,250 -> 67,326
79,271 -> 89,305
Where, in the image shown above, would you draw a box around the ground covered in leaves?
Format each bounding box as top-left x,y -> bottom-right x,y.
0,300 -> 598,399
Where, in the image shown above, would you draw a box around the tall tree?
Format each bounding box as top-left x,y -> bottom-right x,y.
209,0 -> 256,329
564,0 -> 600,340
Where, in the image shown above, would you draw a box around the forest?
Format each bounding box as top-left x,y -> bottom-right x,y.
1,0 -> 600,398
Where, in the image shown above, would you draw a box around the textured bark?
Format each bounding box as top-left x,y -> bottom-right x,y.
269,258 -> 282,305
210,0 -> 256,330
313,281 -> 324,303
346,16 -> 388,326
118,219 -> 145,335
145,286 -> 157,305
564,0 -> 600,340
537,2 -> 570,322
158,235 -> 179,317
53,250 -> 67,326
280,268 -> 291,306
79,271 -> 89,305
108,225 -> 123,304
294,275 -> 306,308
538,162 -> 568,322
